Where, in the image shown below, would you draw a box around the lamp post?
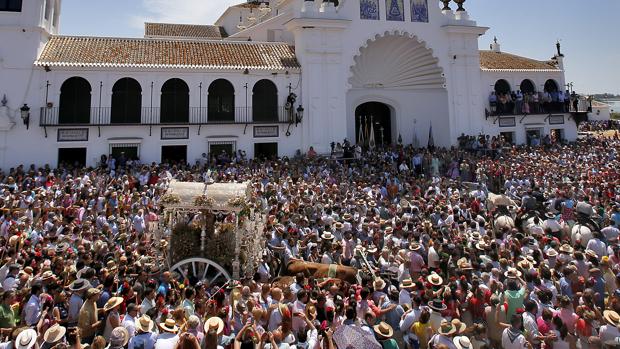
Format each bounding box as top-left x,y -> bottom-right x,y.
20,104 -> 30,129
295,104 -> 304,126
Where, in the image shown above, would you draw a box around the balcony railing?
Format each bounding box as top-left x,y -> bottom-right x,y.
487,97 -> 591,117
39,106 -> 294,126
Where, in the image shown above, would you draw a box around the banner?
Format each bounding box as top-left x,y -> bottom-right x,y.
386,0 -> 404,21
360,0 -> 380,20
411,0 -> 429,23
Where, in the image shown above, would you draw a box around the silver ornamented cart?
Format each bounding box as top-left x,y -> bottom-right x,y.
159,180 -> 264,285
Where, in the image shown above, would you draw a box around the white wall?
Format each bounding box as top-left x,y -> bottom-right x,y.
588,105 -> 611,121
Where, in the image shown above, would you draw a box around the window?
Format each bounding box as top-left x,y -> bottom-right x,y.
44,0 -> 52,19
160,78 -> 189,123
109,143 -> 140,161
59,77 -> 91,124
0,0 -> 22,12
252,79 -> 278,122
208,141 -> 236,158
208,79 -> 235,122
494,79 -> 511,94
111,78 -> 142,124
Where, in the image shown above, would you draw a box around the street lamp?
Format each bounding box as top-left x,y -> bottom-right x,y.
20,104 -> 30,129
295,105 -> 304,126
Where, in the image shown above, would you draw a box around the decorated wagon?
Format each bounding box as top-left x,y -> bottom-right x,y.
159,180 -> 264,286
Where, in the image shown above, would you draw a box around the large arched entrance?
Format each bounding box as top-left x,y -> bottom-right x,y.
355,102 -> 392,147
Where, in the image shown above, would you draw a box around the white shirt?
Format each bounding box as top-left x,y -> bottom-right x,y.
23,294 -> 41,326
154,333 -> 179,349
502,328 -> 528,349
122,313 -> 137,338
599,324 -> 620,344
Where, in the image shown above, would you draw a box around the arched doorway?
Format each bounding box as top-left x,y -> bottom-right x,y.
160,78 -> 189,123
355,102 -> 392,147
111,77 -> 142,124
59,77 -> 91,124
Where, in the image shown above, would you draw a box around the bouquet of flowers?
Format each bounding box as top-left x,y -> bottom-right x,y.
193,195 -> 215,207
160,193 -> 181,205
227,196 -> 246,208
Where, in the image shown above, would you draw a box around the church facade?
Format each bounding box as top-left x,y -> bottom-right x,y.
0,0 -> 580,168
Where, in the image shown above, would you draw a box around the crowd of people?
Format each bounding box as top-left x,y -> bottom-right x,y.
488,90 -> 578,116
0,131 -> 619,349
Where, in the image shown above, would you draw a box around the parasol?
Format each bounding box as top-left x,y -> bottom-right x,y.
333,324 -> 382,349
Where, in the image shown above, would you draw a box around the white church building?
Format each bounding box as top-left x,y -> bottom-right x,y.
0,0 -> 585,167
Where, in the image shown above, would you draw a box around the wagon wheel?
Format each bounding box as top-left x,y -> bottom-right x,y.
169,258 -> 232,286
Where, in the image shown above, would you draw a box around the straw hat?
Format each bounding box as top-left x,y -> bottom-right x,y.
41,271 -> 55,281
109,327 -> 129,347
603,310 -> 620,327
204,317 -> 224,336
373,321 -> 394,339
475,241 -> 489,251
409,242 -> 422,251
451,319 -> 466,334
437,319 -> 456,336
321,231 -> 334,240
456,258 -> 473,270
334,222 -> 344,230
43,324 -> 66,344
159,318 -> 179,333
559,244 -> 573,254
135,314 -> 154,333
16,329 -> 37,349
400,278 -> 415,289
373,278 -> 386,291
504,268 -> 522,279
546,248 -> 558,257
428,299 -> 447,311
453,336 -> 472,349
427,273 -> 443,286
103,297 -> 124,312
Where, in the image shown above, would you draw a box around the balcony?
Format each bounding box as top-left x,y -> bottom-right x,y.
487,97 -> 591,117
39,106 -> 294,127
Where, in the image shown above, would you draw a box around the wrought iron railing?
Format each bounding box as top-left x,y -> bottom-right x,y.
39,106 -> 294,126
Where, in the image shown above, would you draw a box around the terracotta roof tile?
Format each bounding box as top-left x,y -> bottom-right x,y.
144,22 -> 228,39
35,36 -> 300,71
479,50 -> 560,71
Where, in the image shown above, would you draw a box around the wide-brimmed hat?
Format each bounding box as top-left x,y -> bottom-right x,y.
41,270 -> 56,281
475,241 -> 489,251
159,318 -> 179,333
366,244 -> 378,253
68,279 -> 91,292
544,212 -> 556,220
437,319 -> 456,336
373,321 -> 394,338
427,273 -> 443,286
451,319 -> 466,334
321,231 -> 334,240
559,244 -> 573,254
103,297 -> 124,312
409,242 -> 421,251
204,317 -> 224,335
334,222 -> 344,230
603,310 -> 620,326
428,299 -> 447,311
400,278 -> 415,289
504,268 -> 522,279
16,329 -> 37,349
86,288 -> 101,298
373,278 -> 386,291
44,324 -> 66,344
109,327 -> 129,347
135,314 -> 154,333
546,248 -> 558,257
457,258 -> 473,270
453,336 -> 472,349
517,259 -> 533,270
469,232 -> 481,241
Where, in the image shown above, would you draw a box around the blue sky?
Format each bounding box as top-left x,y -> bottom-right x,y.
59,0 -> 620,94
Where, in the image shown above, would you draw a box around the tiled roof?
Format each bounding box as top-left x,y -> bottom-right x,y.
144,22 -> 228,39
479,51 -> 561,71
35,36 -> 300,71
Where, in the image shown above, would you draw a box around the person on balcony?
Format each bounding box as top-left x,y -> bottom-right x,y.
515,91 -> 523,114
488,92 -> 497,114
